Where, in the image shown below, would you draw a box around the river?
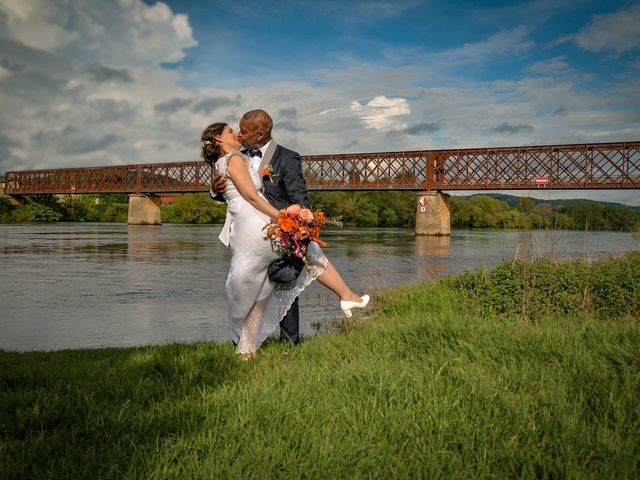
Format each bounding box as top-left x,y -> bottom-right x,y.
1,223 -> 637,351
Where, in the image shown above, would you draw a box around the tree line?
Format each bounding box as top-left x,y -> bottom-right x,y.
1,192 -> 639,231
450,195 -> 640,231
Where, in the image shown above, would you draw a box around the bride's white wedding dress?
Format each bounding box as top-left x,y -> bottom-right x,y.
217,150 -> 328,354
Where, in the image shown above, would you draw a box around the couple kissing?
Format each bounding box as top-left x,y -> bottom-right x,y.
202,109 -> 369,359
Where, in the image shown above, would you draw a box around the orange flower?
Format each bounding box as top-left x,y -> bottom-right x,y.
311,237 -> 328,247
277,214 -> 296,233
262,165 -> 274,182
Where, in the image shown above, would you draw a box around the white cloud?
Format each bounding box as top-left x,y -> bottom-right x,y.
350,96 -> 411,130
0,0 -> 79,51
574,3 -> 640,54
367,26 -> 537,87
0,0 -> 197,66
0,0 -> 201,172
438,26 -> 535,66
524,56 -> 571,75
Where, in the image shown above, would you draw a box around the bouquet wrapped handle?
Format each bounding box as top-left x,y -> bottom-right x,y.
267,255 -> 305,284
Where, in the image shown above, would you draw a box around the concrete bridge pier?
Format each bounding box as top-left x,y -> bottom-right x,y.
415,191 -> 451,236
128,194 -> 162,225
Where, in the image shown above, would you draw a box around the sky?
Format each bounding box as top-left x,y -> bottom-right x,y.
1,0 -> 639,205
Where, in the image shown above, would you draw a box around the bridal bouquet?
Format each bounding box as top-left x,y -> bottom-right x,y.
263,204 -> 339,283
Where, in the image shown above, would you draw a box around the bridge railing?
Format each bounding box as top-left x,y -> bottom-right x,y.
4,141 -> 639,195
4,161 -> 215,195
429,142 -> 640,190
304,150 -> 429,190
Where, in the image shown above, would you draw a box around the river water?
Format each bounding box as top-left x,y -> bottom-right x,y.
1,223 -> 637,351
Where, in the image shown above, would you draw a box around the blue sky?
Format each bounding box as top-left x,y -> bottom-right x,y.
169,0 -> 628,87
1,0 -> 639,205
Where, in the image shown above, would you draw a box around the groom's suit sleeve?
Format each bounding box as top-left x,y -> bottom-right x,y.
209,188 -> 225,202
282,150 -> 309,207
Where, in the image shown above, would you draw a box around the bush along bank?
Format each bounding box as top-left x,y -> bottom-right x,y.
0,194 -> 129,223
0,193 -> 227,224
443,251 -> 640,321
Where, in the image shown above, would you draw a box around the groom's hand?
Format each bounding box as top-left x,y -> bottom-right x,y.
211,170 -> 228,195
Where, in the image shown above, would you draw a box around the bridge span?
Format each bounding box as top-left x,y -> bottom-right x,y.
3,141 -> 639,234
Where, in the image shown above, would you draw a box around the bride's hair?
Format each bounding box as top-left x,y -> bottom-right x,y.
200,122 -> 227,164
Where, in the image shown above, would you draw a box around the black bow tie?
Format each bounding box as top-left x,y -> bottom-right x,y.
246,148 -> 262,158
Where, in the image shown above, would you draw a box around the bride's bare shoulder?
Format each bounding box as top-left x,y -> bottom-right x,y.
228,151 -> 250,166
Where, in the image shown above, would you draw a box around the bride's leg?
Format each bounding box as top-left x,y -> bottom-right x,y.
237,299 -> 266,357
317,260 -> 362,302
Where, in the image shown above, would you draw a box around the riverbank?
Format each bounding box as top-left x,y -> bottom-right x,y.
3,192 -> 640,231
1,252 -> 639,478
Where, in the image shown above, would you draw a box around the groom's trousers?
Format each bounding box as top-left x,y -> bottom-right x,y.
279,297 -> 300,344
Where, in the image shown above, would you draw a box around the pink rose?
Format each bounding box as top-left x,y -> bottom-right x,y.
298,208 -> 314,223
286,204 -> 301,217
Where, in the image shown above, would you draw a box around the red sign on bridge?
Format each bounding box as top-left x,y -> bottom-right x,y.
535,176 -> 549,186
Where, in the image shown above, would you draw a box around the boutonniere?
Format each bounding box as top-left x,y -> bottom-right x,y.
262,165 -> 279,182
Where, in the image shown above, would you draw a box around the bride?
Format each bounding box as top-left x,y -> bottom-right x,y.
201,122 -> 369,359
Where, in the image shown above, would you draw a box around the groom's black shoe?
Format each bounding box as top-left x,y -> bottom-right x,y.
279,298 -> 301,344
280,332 -> 301,345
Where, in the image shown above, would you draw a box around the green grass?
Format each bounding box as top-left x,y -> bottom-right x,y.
2,254 -> 639,479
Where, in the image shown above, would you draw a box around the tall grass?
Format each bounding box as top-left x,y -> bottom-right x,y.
445,251 -> 640,321
1,253 -> 639,478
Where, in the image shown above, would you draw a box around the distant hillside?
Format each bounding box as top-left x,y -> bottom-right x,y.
450,193 -> 640,230
460,193 -> 640,211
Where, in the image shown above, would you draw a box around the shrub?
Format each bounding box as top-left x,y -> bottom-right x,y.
0,197 -> 14,219
162,193 -> 227,224
444,251 -> 640,321
12,202 -> 63,222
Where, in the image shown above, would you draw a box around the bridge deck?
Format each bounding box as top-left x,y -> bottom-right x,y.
4,141 -> 639,195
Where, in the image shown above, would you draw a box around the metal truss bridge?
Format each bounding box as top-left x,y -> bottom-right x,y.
4,141 -> 639,196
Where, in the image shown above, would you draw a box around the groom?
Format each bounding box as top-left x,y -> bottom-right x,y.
211,109 -> 309,344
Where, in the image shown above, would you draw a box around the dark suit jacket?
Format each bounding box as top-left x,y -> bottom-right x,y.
209,141 -> 308,209
261,143 -> 309,210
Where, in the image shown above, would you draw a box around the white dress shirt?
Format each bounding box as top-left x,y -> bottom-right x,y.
248,140 -> 272,171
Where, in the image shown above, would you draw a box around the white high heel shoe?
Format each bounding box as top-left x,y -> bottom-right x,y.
340,295 -> 370,318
